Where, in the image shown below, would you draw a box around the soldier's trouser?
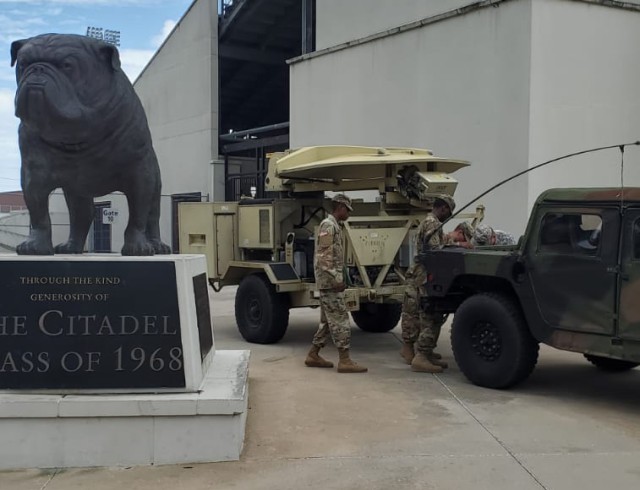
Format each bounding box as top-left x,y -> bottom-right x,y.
312,290 -> 351,350
415,313 -> 446,356
401,282 -> 421,344
401,265 -> 446,355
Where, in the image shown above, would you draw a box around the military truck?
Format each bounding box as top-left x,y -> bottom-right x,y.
419,187 -> 640,389
179,145 -> 483,344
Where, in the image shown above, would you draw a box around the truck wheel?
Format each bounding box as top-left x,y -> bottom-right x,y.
584,354 -> 639,372
235,274 -> 289,344
451,293 -> 539,389
351,303 -> 402,333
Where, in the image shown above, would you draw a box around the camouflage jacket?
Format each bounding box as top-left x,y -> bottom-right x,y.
407,213 -> 454,286
416,213 -> 454,253
314,214 -> 345,290
494,229 -> 516,246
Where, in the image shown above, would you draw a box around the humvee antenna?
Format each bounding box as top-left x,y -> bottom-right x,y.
620,144 -> 625,209
425,140 -> 640,244
424,140 -> 640,247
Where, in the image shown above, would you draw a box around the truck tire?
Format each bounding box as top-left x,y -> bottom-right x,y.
451,293 -> 539,389
584,354 -> 639,372
235,274 -> 289,344
351,303 -> 402,333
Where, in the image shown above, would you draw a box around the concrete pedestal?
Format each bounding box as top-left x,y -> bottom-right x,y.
0,253 -> 250,469
0,350 -> 249,469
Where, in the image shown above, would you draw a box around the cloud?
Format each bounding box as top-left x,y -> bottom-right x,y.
0,14 -> 51,44
120,48 -> 156,82
151,19 -> 176,48
121,18 -> 178,81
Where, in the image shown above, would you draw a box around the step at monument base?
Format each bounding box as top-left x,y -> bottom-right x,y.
0,350 -> 249,469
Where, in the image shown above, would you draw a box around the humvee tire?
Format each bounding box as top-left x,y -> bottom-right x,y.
451,293 -> 539,389
235,274 -> 289,344
351,303 -> 402,333
584,354 -> 639,372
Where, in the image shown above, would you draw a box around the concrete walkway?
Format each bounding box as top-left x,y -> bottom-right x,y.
3,286 -> 640,489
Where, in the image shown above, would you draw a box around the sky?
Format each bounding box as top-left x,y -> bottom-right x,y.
0,0 -> 197,193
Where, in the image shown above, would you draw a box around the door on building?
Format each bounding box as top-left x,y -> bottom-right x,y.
171,192 -> 202,253
92,201 -> 112,253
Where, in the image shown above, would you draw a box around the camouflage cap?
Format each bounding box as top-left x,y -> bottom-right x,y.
455,222 -> 474,241
331,193 -> 353,211
435,195 -> 456,213
474,224 -> 494,245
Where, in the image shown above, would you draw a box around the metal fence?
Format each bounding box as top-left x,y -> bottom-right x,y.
225,172 -> 266,201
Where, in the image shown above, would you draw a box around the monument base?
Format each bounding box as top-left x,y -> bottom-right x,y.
0,350 -> 249,469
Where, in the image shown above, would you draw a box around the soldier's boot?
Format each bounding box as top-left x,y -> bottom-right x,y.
400,342 -> 415,365
411,352 -> 444,373
305,345 -> 334,368
427,354 -> 448,369
337,348 -> 368,373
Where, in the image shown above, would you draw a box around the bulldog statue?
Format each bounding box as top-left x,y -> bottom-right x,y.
10,33 -> 171,256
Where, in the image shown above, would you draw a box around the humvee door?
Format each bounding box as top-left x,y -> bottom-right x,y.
525,206 -> 619,335
618,209 -> 640,340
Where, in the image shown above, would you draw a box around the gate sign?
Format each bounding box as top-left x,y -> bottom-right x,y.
102,208 -> 119,224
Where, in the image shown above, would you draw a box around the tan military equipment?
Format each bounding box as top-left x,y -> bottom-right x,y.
179,145 -> 483,344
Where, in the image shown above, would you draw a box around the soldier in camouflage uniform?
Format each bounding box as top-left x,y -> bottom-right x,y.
473,224 -> 516,246
400,196 -> 472,373
451,222 -> 516,247
451,222 -> 474,243
305,194 -> 368,373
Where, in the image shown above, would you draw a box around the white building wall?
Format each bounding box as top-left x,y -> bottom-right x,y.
131,0 -> 219,253
315,0 -> 474,50
527,0 -> 640,208
317,0 -> 640,52
292,0 -> 532,235
293,0 -> 640,235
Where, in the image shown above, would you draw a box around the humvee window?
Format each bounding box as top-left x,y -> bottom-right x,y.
539,212 -> 601,255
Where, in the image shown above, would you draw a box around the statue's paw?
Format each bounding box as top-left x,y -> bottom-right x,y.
150,240 -> 172,255
17,239 -> 54,255
54,241 -> 84,254
121,239 -> 154,256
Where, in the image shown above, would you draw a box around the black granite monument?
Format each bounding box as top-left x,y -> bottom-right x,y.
0,260 -> 186,390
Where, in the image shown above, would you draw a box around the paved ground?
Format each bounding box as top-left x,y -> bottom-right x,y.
3,286 -> 640,489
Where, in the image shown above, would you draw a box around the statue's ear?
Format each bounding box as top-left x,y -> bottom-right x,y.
100,44 -> 121,71
10,39 -> 27,67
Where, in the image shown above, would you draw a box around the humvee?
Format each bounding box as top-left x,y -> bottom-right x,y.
419,187 -> 640,389
179,145 -> 483,344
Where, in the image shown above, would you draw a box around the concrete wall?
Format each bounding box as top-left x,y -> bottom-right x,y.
292,0 -> 532,235
527,0 -> 640,208
130,0 -> 219,253
316,0 -> 640,51
293,0 -> 640,235
315,0 -> 473,50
